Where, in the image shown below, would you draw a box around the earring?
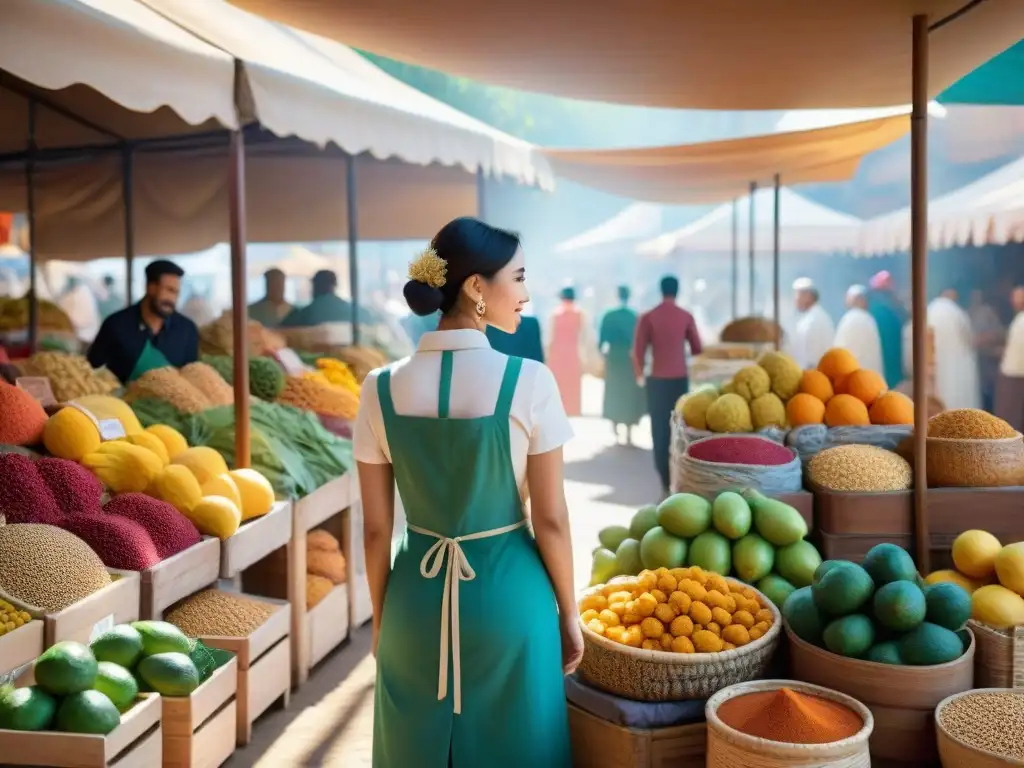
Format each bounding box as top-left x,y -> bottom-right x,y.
475,298 -> 487,317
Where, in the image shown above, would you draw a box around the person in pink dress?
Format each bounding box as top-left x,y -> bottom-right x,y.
546,286 -> 596,417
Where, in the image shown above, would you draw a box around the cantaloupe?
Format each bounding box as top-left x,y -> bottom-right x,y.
972,584 -> 1024,629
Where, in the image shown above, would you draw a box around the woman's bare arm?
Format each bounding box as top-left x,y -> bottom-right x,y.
358,461 -> 395,651
527,448 -> 576,615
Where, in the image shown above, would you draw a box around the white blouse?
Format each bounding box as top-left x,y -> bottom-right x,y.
353,329 -> 574,492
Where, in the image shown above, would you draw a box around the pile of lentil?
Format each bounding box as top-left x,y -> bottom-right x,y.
928,408 -> 1017,439
688,436 -> 794,466
938,690 -> 1024,761
165,589 -> 277,637
807,444 -> 913,492
0,523 -> 111,611
717,687 -> 862,744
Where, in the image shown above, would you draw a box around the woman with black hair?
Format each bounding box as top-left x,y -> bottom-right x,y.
353,217 -> 578,767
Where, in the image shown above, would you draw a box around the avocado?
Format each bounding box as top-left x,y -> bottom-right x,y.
136,652 -> 201,697
757,574 -> 797,609
866,641 -> 904,665
0,685 -> 57,731
899,622 -> 965,665
924,582 -> 973,632
93,662 -> 139,713
822,614 -> 876,658
775,540 -> 823,588
34,642 -> 98,696
56,690 -> 121,735
130,621 -> 191,657
746,492 -> 807,546
813,562 -> 875,616
872,580 -> 927,632
862,543 -> 918,586
732,533 -> 775,583
782,586 -> 826,645
90,625 -> 144,669
711,491 -> 752,540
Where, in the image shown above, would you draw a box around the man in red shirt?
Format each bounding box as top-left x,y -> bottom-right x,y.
633,276 -> 703,497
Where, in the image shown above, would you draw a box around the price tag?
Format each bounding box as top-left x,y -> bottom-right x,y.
276,347 -> 309,376
90,614 -> 115,643
16,377 -> 56,407
98,419 -> 126,441
0,661 -> 32,688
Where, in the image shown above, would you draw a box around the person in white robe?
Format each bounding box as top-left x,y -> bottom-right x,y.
910,289 -> 982,411
789,277 -> 835,369
834,284 -> 883,374
57,276 -> 101,343
995,286 -> 1024,430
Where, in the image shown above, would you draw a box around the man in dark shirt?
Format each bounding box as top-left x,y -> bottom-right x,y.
633,276 -> 703,497
87,260 -> 199,384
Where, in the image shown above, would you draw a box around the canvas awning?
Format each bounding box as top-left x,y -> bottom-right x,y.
542,116 -> 910,204
940,38 -> 1024,104
637,187 -> 862,258
859,154 -> 1024,255
138,0 -> 551,188
223,0 -> 1024,110
0,0 -> 238,152
553,203 -> 665,254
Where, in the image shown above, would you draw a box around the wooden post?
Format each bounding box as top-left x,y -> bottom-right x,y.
229,129 -> 251,469
26,100 -> 38,353
911,14 -> 930,573
122,146 -> 135,306
772,173 -> 781,350
346,154 -> 360,347
731,198 -> 738,320
748,181 -> 757,316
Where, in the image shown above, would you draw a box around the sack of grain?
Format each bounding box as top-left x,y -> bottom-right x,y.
786,423 -> 914,463
675,434 -> 802,498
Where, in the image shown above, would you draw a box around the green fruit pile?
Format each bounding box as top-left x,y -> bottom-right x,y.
782,543 -> 973,666
591,489 -> 822,605
0,620 -> 212,734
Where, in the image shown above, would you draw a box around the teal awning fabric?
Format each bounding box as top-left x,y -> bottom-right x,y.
940,39 -> 1024,105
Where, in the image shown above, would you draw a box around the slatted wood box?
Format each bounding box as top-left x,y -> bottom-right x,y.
45,569 -> 140,646
160,657 -> 238,768
568,704 -> 706,768
137,538 -> 221,620
199,593 -> 291,746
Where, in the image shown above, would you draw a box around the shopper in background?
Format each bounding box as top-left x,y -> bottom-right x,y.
969,288 -> 1006,413
921,289 -> 982,411
547,285 -> 598,416
599,285 -> 644,445
248,268 -> 293,328
833,284 -> 883,374
97,275 -> 124,320
87,260 -> 198,383
995,285 -> 1024,430
789,277 -> 834,369
634,275 -> 702,498
868,270 -> 908,389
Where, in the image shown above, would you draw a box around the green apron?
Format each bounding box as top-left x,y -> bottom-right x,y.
128,339 -> 172,382
373,352 -> 571,767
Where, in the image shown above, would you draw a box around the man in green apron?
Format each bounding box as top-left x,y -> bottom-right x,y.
87,260 -> 200,383
247,268 -> 293,328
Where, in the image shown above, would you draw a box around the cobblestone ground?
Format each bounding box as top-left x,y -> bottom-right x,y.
229,378 -> 660,767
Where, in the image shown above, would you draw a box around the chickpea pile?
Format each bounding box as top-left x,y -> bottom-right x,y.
0,598 -> 33,636
579,567 -> 775,654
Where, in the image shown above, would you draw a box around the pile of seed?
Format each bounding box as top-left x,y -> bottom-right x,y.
0,523 -> 111,611
689,435 -> 794,466
165,589 -> 277,637
928,409 -> 1017,439
939,691 -> 1024,761
807,444 -> 913,492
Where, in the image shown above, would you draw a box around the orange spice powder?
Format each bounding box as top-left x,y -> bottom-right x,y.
717,687 -> 863,744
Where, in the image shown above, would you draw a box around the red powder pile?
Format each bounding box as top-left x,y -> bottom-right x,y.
717,687 -> 863,744
689,436 -> 794,466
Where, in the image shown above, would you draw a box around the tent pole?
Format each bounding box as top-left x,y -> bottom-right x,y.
748,181 -> 757,315
731,198 -> 738,320
122,146 -> 135,307
26,100 -> 38,354
229,128 -> 251,469
476,168 -> 487,222
910,14 -> 930,573
346,153 -> 360,347
773,174 -> 781,350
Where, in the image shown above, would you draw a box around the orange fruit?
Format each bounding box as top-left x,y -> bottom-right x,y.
844,369 -> 887,407
824,394 -> 870,427
799,369 -> 834,403
786,393 -> 826,427
870,391 -> 914,425
818,348 -> 860,383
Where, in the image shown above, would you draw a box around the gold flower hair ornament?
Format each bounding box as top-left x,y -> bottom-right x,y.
408,247 -> 447,289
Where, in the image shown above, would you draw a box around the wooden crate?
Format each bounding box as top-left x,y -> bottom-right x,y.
0,694 -> 161,767
219,501 -> 293,579
140,538 -> 221,620
0,620 -> 43,678
45,570 -> 140,646
307,581 -> 350,670
812,484 -> 913,536
345,498 -> 373,628
200,595 -> 291,746
568,704 -> 706,768
774,490 -> 813,530
161,657 -> 238,768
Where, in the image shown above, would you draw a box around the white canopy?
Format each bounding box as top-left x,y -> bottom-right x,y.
859,154 -> 1024,255
554,203 -> 665,254
637,187 -> 862,258
223,0 -> 1024,110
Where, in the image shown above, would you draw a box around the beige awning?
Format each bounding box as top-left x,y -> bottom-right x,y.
0,146 -> 479,261
223,0 -> 1024,110
543,116 -> 910,204
859,154 -> 1024,255
637,187 -> 863,258
0,0 -> 238,151
137,0 -> 551,189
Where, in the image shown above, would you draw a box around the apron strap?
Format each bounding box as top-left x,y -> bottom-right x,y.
377,368 -> 397,420
438,350 -> 454,419
494,356 -> 523,419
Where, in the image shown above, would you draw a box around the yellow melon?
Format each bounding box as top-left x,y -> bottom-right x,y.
171,446 -> 229,486
186,496 -> 241,540
924,569 -> 987,594
228,468 -> 276,521
201,474 -> 242,512
972,584 -> 1024,629
994,542 -> 1024,595
952,530 -> 1003,579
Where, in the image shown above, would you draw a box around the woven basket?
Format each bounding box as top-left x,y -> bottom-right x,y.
675,434 -> 801,498
968,620 -> 1024,689
935,688 -> 1024,767
925,433 -> 1024,487
706,679 -> 873,768
577,579 -> 782,701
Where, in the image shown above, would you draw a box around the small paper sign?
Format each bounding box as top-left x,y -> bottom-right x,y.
0,661 -> 32,688
98,419 -> 127,441
90,614 -> 115,643
276,347 -> 309,376
15,377 -> 56,407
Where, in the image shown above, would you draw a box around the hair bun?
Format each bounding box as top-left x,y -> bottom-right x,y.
404,280 -> 444,316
